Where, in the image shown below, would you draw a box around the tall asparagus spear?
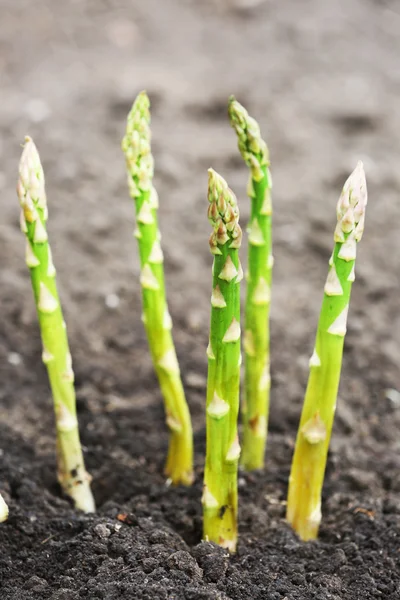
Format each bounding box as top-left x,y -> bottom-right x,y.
203,169 -> 242,552
17,137 -> 95,512
228,97 -> 272,471
0,493 -> 8,522
122,92 -> 193,485
286,162 -> 367,540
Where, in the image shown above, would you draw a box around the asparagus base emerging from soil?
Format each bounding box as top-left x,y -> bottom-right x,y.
286,163 -> 367,540
203,169 -> 242,552
122,92 -> 193,485
17,137 -> 95,513
229,97 -> 272,471
0,494 -> 8,522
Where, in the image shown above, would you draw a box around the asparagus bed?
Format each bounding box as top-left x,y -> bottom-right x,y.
286,162 -> 367,540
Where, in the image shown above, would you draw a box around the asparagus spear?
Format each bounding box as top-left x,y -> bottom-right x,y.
286,162 -> 367,540
17,137 -> 95,513
122,92 -> 193,485
228,97 -> 272,471
0,493 -> 8,522
203,169 -> 242,552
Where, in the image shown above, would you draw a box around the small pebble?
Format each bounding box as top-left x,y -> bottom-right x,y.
8,352 -> 22,366
93,523 -> 111,539
385,388 -> 400,407
187,311 -> 203,332
105,293 -> 120,309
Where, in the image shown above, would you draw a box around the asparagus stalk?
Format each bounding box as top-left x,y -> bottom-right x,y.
203,169 -> 242,552
0,493 -> 8,522
228,97 -> 272,471
286,162 -> 367,540
17,137 -> 95,512
122,92 -> 193,485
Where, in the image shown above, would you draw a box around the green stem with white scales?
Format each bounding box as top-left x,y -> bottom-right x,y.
122,92 -> 193,485
203,169 -> 242,552
229,97 -> 273,470
286,162 -> 367,540
17,137 -> 95,512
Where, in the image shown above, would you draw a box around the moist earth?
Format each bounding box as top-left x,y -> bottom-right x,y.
1,1 -> 400,598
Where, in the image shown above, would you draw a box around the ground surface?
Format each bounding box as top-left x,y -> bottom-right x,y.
1,0 -> 400,598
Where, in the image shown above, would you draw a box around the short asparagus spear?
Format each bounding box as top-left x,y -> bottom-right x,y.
203,169 -> 242,552
286,162 -> 367,540
17,137 -> 95,512
228,97 -> 272,471
122,92 -> 193,485
0,493 -> 8,522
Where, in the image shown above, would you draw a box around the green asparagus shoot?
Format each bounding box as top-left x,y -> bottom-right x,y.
122,92 -> 194,486
228,97 -> 272,471
17,137 -> 95,513
0,493 -> 8,522
286,162 -> 367,540
203,169 -> 242,553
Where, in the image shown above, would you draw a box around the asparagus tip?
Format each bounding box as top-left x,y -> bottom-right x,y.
127,90 -> 150,122
17,135 -> 47,217
336,161 -> 367,243
122,90 -> 154,194
207,167 -> 226,195
228,96 -> 247,123
19,135 -> 40,170
133,89 -> 149,110
228,98 -> 269,175
207,169 -> 242,253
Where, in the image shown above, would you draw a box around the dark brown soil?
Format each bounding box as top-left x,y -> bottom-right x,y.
1,0 -> 400,598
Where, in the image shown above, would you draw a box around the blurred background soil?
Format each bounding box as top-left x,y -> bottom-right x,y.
1,1 -> 400,598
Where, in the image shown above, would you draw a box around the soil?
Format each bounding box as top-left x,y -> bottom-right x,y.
1,0 -> 400,598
